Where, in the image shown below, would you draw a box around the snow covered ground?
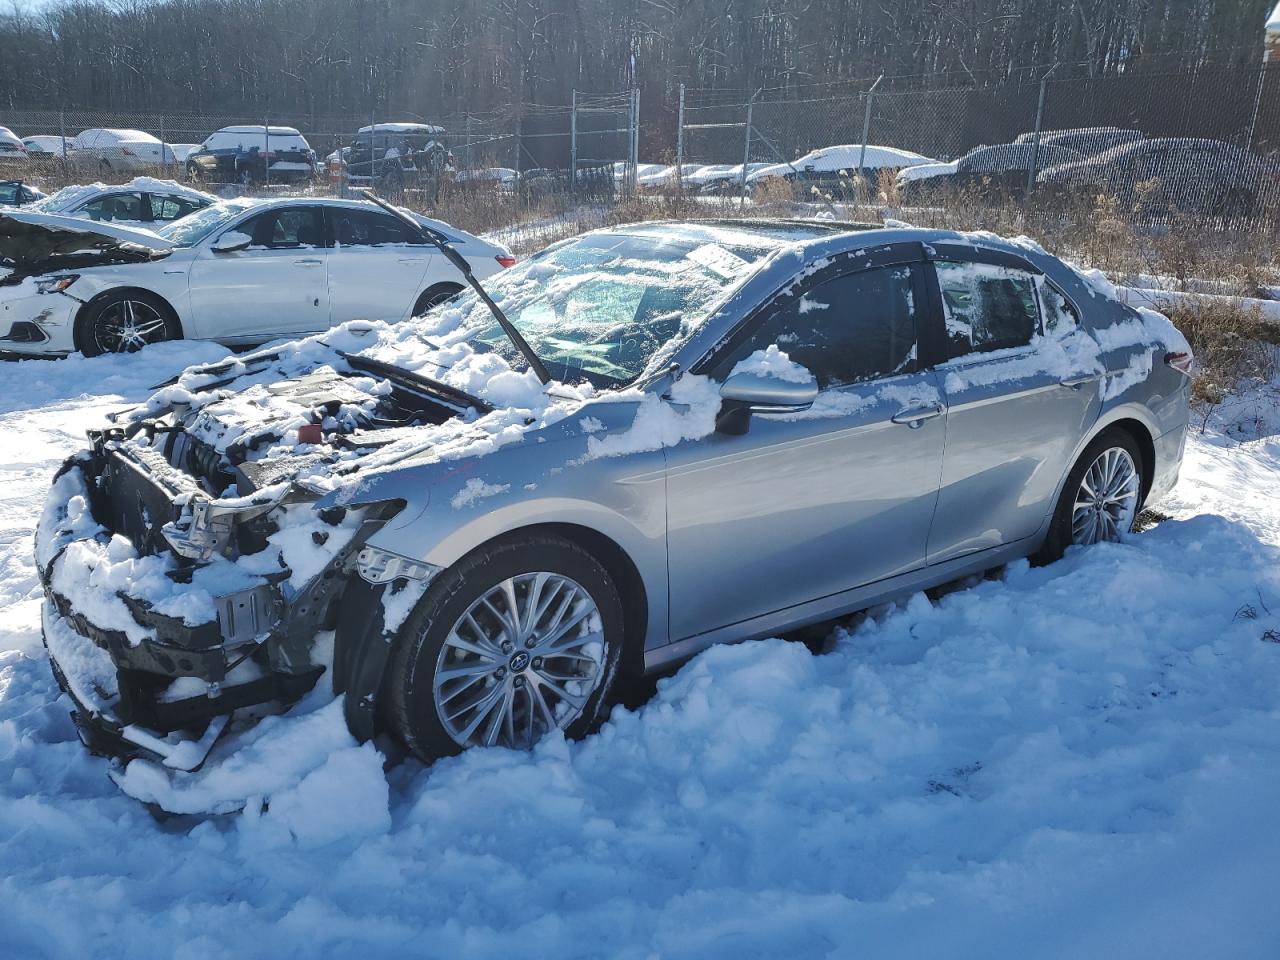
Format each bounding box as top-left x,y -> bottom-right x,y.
2,344 -> 1280,959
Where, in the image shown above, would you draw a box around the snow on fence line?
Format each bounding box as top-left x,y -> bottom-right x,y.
1113,284 -> 1280,325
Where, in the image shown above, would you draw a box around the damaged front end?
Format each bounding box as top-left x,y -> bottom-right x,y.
36,358 -> 465,772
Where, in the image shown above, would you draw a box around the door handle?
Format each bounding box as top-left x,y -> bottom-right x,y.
1060,373 -> 1103,388
891,402 -> 945,427
293,258 -> 323,266
398,257 -> 426,264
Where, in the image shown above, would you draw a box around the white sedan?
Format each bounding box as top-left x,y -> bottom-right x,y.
0,197 -> 514,357
33,177 -> 216,226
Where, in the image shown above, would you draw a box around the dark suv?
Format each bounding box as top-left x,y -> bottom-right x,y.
186,125 -> 317,186
344,122 -> 450,193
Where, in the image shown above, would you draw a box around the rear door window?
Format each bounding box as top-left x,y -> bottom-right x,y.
935,260 -> 1041,358
148,194 -> 205,222
713,265 -> 919,388
79,192 -> 145,222
331,209 -> 424,246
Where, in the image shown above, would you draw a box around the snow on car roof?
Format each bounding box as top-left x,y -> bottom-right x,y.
748,144 -> 936,181
357,122 -> 445,134
98,128 -> 162,143
35,177 -> 218,213
216,125 -> 303,136
1269,1 -> 1280,31
897,160 -> 959,181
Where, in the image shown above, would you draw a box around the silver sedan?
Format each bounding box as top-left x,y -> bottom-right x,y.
37,219 -> 1192,774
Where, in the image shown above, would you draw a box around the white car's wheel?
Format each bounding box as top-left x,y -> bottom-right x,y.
75,291 -> 181,357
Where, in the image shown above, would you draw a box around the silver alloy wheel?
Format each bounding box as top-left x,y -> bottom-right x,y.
432,572 -> 606,750
1071,446 -> 1140,545
95,299 -> 169,354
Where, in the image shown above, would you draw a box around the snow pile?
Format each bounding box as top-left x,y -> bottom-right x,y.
2,339 -> 1280,955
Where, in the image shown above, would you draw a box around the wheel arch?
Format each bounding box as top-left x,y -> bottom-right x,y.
74,285 -> 185,340
333,520 -> 651,744
412,281 -> 464,316
1034,405 -> 1161,549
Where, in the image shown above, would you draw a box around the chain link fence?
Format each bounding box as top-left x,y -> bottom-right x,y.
7,65 -> 1280,238
677,63 -> 1280,232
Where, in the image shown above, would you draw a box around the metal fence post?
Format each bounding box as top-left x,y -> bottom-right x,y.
628,87 -> 640,194
858,74 -> 884,202
675,83 -> 685,191
570,90 -> 578,195
264,113 -> 271,189
741,89 -> 758,199
1025,63 -> 1059,196
159,115 -> 167,174
59,110 -> 67,167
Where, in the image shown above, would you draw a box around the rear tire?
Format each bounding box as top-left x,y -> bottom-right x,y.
74,290 -> 181,357
1036,428 -> 1145,563
383,533 -> 625,762
412,284 -> 464,316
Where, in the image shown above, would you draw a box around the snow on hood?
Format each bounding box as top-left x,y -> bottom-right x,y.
34,177 -> 217,214
897,160 -> 959,182
0,210 -> 173,282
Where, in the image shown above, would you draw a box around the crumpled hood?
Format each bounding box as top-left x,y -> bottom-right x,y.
117,321 -> 596,502
0,210 -> 173,284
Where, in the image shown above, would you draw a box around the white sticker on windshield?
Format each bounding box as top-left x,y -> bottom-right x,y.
686,243 -> 749,280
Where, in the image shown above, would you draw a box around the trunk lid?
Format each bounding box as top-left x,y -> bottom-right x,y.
0,210 -> 174,283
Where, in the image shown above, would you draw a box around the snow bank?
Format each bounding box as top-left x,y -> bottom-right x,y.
2,247 -> 1280,957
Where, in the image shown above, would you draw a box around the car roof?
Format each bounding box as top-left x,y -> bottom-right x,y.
215,125 -> 303,136
357,122 -> 445,135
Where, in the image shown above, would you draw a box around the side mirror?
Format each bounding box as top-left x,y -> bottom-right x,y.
210,231 -> 252,254
716,369 -> 819,435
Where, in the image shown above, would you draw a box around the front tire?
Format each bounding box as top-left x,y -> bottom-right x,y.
74,291 -> 181,357
1037,428 -> 1145,563
384,533 -> 625,761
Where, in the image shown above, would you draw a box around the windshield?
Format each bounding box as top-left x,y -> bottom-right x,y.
435,229 -> 785,389
158,199 -> 259,247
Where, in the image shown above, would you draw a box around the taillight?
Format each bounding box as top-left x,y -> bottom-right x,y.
496,254 -> 517,269
1165,351 -> 1194,377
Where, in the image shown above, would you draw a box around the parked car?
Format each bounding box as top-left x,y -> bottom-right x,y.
899,143 -> 1083,201
453,167 -> 517,191
0,181 -> 45,207
71,129 -> 175,172
0,126 -> 28,164
894,160 -> 959,200
0,197 -> 513,356
167,144 -> 200,165
185,126 -> 317,186
697,162 -> 774,194
345,122 -> 451,193
1036,137 -> 1274,219
30,218 -> 1191,779
1014,127 -> 1143,158
748,145 -> 937,200
22,135 -> 73,165
32,177 -> 216,225
636,163 -> 703,190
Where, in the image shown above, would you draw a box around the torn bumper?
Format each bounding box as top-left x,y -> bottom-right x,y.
0,288 -> 77,355
36,456 -> 333,769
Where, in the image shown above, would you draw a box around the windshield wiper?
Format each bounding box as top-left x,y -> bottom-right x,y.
341,351 -> 494,416
355,189 -> 552,385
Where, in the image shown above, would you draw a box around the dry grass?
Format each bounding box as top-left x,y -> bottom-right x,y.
18,159 -> 1280,408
